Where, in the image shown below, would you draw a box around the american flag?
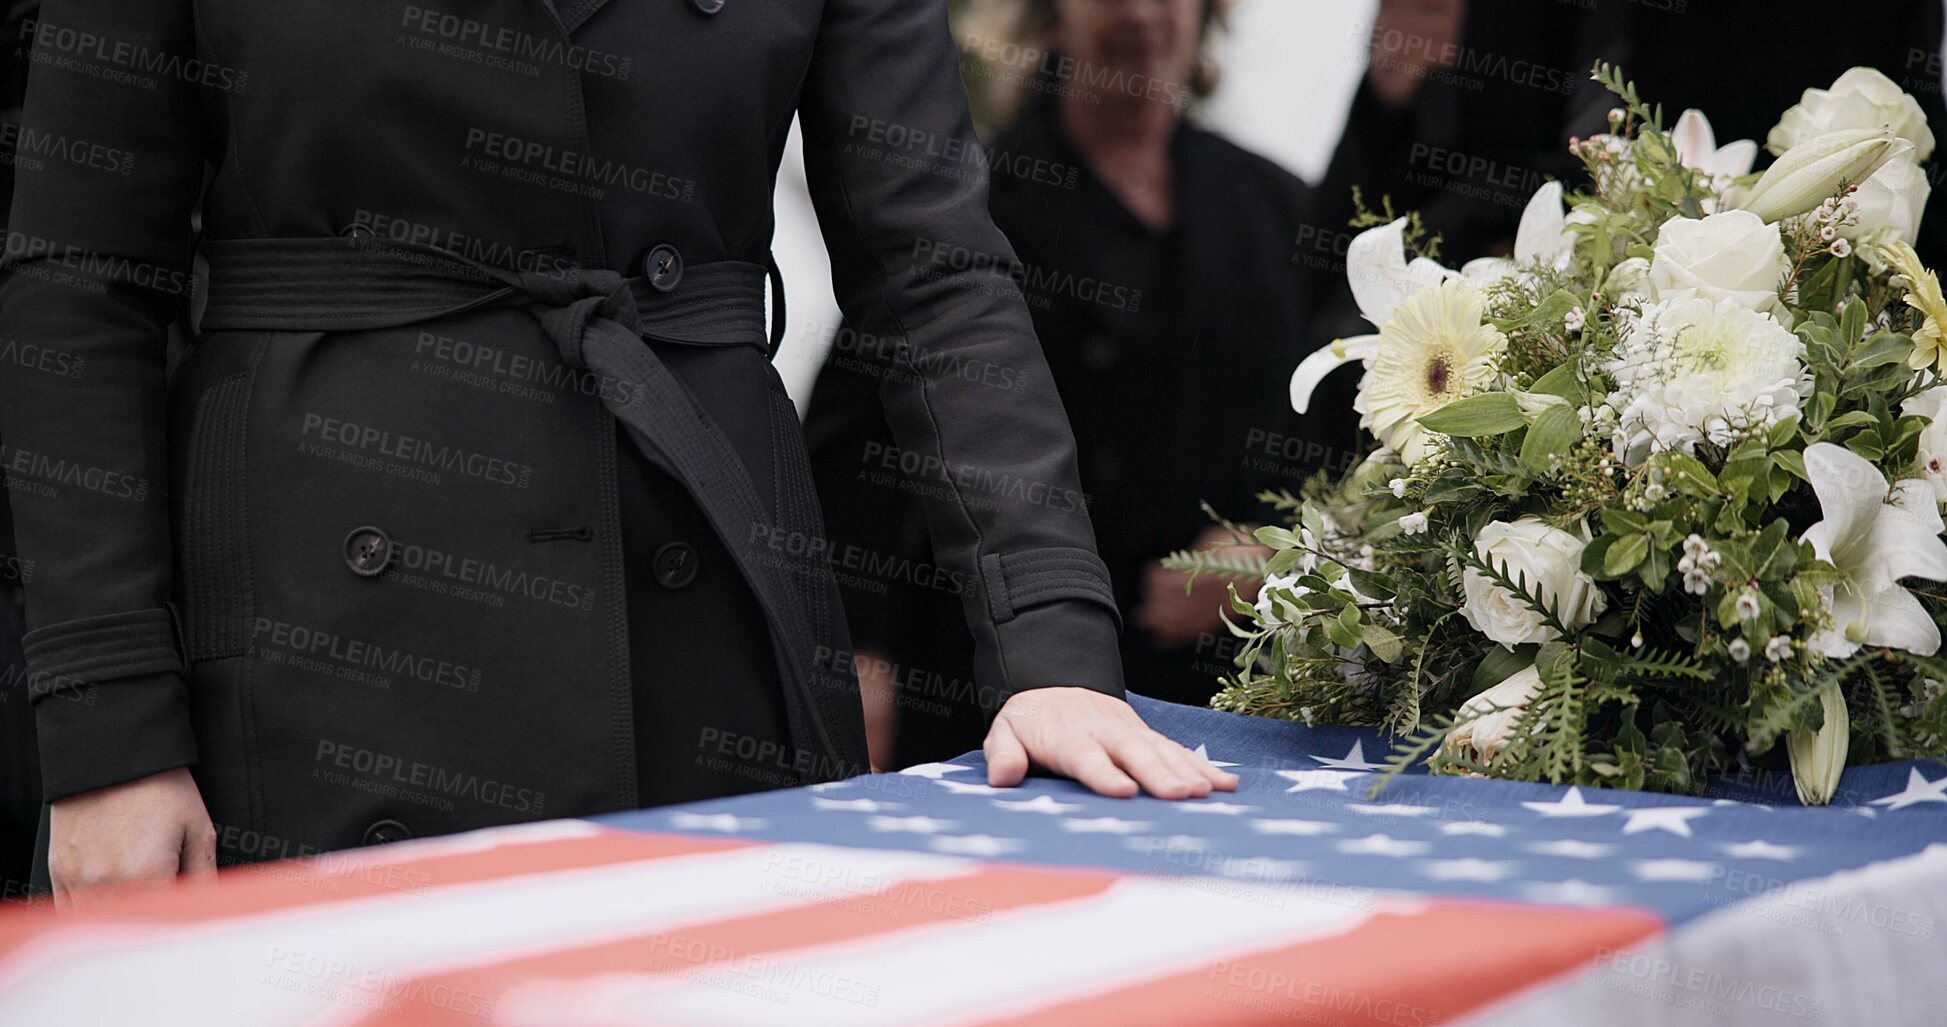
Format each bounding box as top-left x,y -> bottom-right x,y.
2,695 -> 1943,1026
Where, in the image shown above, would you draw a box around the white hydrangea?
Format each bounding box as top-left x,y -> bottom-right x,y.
1603,297 -> 1812,467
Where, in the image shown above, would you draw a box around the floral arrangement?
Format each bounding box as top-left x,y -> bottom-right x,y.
1175,65 -> 1947,803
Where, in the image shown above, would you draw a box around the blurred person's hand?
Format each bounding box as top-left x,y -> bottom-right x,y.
1135,525 -> 1271,649
1368,0 -> 1465,107
48,767 -> 215,910
853,647 -> 898,772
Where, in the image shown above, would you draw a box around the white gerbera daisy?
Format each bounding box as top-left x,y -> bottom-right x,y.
1355,279 -> 1508,464
1603,296 -> 1811,467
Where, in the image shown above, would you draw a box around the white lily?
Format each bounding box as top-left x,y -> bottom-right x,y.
1800,442 -> 1947,658
1741,128 -> 1906,224
1460,181 -> 1576,286
1786,685 -> 1849,806
1290,218 -> 1453,413
1670,109 -> 1759,180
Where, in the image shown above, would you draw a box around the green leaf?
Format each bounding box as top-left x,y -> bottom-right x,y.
1599,508 -> 1648,536
1360,622 -> 1404,663
1253,525 -> 1301,549
1850,331 -> 1913,370
1529,362 -> 1589,404
1661,452 -> 1718,497
1471,645 -> 1533,691
1519,404 -> 1583,475
1605,534 -> 1650,576
1416,392 -> 1527,437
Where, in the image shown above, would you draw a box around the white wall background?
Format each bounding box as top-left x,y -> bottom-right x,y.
769,0 -> 1380,404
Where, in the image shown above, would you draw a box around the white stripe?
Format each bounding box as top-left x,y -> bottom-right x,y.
495,874 -> 1391,1027
0,843 -> 967,1027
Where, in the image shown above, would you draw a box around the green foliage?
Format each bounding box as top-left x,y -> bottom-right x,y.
1200,64 -> 1947,801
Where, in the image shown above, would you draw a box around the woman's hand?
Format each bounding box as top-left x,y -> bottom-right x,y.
985,688 -> 1239,800
48,767 -> 216,910
1135,526 -> 1272,649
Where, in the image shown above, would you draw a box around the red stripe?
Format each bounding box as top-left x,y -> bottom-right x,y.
967,899 -> 1662,1027
0,828 -> 750,967
339,863 -> 1122,1027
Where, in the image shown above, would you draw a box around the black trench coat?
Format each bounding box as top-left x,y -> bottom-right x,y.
0,0 -> 1122,864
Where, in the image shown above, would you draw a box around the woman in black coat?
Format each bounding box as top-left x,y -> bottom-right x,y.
0,0 -> 1231,904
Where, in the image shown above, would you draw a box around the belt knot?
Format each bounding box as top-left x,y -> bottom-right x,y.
518,268 -> 641,370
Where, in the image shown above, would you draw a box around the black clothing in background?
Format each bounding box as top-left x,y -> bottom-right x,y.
1319,0 -> 1947,283
0,0 -> 41,901
806,95 -> 1364,762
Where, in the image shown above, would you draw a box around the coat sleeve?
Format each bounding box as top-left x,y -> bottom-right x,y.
796,0 -> 1125,713
0,0 -> 207,799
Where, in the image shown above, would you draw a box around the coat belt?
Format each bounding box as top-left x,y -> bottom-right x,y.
198,237 -> 861,780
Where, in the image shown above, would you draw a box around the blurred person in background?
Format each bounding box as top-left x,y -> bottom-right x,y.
808,0 -> 1443,765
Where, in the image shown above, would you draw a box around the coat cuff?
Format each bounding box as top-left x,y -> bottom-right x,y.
35,669 -> 199,801
988,596 -> 1126,718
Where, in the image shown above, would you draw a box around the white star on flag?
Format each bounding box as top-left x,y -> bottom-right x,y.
1520,879 -> 1615,906
1249,819 -> 1338,836
1419,858 -> 1517,882
1439,821 -> 1507,838
1337,834 -> 1428,857
1869,768 -> 1947,811
1632,858 -> 1720,883
1521,788 -> 1622,818
1310,740 -> 1388,772
901,763 -> 973,779
1213,857 -> 1311,882
668,812 -> 767,833
1620,806 -> 1709,837
937,779 -> 1008,796
806,781 -> 853,793
1060,817 -> 1153,835
1349,803 -> 1439,817
1524,839 -> 1615,860
929,835 -> 1023,857
810,797 -> 902,813
1191,744 -> 1240,768
1176,801 -> 1257,816
1276,769 -> 1362,793
867,815 -> 959,834
1720,839 -> 1801,860
993,795 -> 1085,815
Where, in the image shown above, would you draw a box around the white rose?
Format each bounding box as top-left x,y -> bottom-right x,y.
1903,386 -> 1947,503
1460,517 -> 1608,649
1844,154 -> 1932,250
1649,211 -> 1791,314
1443,664 -> 1542,763
1602,256 -> 1655,306
1769,67 -> 1935,162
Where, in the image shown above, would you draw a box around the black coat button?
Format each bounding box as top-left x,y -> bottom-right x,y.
362,819 -> 412,846
654,542 -> 698,589
644,244 -> 684,292
692,0 -> 725,13
343,526 -> 394,577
